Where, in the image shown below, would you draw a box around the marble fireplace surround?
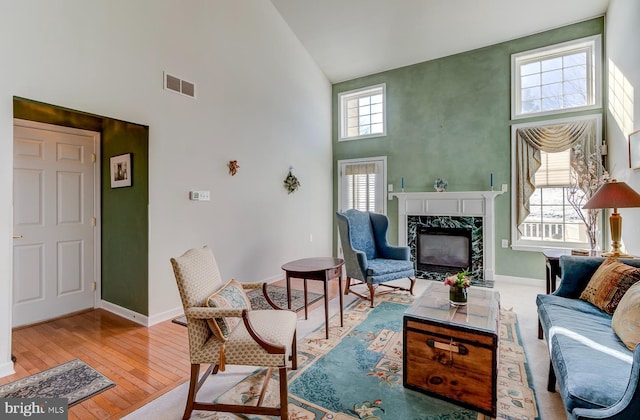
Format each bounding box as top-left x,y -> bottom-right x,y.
390,191 -> 503,284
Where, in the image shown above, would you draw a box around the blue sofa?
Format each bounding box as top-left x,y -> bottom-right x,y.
537,255 -> 640,419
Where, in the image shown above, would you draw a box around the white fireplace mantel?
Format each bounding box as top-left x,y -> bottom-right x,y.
390,190 -> 504,280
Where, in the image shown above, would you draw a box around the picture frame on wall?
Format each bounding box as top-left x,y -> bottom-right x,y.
629,129 -> 640,170
110,153 -> 132,188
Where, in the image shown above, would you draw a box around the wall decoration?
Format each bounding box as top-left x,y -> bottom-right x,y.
433,178 -> 448,192
228,160 -> 240,176
284,166 -> 301,194
629,129 -> 640,169
110,153 -> 132,188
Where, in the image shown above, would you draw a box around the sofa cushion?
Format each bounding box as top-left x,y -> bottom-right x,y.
612,281 -> 640,351
579,257 -> 640,315
205,279 -> 251,340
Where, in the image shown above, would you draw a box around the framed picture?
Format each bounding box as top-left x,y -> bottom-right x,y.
110,153 -> 132,188
629,129 -> 640,169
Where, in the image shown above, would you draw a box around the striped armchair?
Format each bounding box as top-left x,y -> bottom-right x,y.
170,246 -> 297,419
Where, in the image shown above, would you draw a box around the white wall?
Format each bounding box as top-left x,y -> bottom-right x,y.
605,0 -> 640,255
0,0 -> 332,376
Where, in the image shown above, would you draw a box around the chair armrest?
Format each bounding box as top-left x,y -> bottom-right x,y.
185,307 -> 244,319
241,310 -> 286,354
241,281 -> 264,290
380,244 -> 410,260
572,345 -> 640,420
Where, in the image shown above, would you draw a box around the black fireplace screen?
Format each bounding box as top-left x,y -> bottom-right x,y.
417,227 -> 472,274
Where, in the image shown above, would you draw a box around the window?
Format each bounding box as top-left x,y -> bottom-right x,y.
339,84 -> 386,141
511,115 -> 602,250
512,35 -> 601,119
338,157 -> 386,214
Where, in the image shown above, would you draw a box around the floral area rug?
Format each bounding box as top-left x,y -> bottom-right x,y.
200,293 -> 539,420
172,286 -> 324,326
0,358 -> 115,406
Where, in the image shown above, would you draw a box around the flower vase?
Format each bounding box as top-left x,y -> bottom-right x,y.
449,285 -> 468,306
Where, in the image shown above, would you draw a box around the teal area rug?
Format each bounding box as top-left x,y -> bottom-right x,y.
211,293 -> 539,420
0,359 -> 115,406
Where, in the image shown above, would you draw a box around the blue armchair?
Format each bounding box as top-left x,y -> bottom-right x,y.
336,209 -> 416,307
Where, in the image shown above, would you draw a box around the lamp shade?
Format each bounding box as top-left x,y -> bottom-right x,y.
583,179 -> 640,209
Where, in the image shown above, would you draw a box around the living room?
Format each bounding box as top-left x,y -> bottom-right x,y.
1,0 -> 639,418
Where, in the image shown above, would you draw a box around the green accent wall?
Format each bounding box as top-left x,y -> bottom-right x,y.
13,97 -> 149,314
333,18 -> 604,280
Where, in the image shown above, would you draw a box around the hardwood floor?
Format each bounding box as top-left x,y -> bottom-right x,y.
2,278 -> 341,419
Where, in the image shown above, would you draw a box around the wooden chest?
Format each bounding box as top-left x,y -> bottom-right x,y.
403,284 -> 500,417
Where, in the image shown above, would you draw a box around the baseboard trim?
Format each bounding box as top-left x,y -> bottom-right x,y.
0,360 -> 15,379
494,274 -> 544,287
100,300 -> 149,326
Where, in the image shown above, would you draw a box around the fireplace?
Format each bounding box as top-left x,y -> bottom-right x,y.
390,190 -> 503,287
417,227 -> 472,274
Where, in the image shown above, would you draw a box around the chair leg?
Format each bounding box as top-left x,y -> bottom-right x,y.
344,277 -> 351,295
279,366 -> 289,419
408,276 -> 416,295
547,360 -> 556,392
183,364 -> 199,420
367,283 -> 375,307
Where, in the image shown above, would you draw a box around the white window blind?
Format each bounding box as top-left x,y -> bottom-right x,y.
534,149 -> 571,187
345,163 -> 377,212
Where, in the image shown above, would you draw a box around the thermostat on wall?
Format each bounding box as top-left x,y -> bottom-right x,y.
189,190 -> 210,201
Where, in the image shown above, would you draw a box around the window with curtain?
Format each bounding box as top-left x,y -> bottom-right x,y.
511,115 -> 602,249
338,157 -> 387,214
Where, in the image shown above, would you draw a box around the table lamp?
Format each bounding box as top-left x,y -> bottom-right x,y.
583,179 -> 640,257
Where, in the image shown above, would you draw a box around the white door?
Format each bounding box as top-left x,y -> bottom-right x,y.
13,120 -> 100,327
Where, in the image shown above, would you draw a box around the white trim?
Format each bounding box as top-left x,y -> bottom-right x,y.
494,274 -> 544,287
511,34 -> 602,120
0,360 -> 15,378
510,114 -> 603,250
100,299 -> 149,326
338,83 -> 386,141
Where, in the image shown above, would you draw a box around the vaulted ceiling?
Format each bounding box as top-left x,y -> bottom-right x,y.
270,0 -> 611,83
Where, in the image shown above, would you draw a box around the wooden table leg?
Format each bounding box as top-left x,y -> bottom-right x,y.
338,271 -> 344,327
324,274 -> 329,339
286,273 -> 292,310
304,278 -> 308,320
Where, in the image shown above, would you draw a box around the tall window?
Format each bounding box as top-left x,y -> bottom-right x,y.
511,116 -> 602,249
339,84 -> 386,141
512,35 -> 601,119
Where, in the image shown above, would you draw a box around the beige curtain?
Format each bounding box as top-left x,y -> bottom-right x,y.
345,163 -> 377,175
515,119 -> 597,230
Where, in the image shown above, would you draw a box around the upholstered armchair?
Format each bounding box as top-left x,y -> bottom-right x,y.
336,209 -> 416,307
170,246 -> 297,420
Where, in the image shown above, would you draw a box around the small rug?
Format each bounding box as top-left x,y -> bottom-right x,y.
0,358 -> 115,406
209,293 -> 539,419
172,285 -> 323,326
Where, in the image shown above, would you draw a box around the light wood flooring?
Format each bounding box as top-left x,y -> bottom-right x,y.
1,278 -> 341,419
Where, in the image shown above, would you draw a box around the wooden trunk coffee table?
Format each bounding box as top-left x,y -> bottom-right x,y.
281,257 -> 344,339
403,282 -> 500,417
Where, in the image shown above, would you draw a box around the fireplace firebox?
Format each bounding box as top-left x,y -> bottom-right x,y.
416,227 -> 472,274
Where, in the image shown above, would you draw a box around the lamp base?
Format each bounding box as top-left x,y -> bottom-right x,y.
601,251 -> 634,258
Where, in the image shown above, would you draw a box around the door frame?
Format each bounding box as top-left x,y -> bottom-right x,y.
13,118 -> 102,313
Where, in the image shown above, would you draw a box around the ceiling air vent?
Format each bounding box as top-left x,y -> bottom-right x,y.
164,72 -> 196,98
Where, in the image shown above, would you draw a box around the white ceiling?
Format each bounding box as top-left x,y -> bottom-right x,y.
270,0 -> 610,83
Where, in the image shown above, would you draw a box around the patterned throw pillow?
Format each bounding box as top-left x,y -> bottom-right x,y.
205,279 -> 251,340
579,258 -> 640,315
612,282 -> 640,350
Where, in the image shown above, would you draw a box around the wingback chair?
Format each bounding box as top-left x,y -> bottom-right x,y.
170,246 -> 297,420
336,209 -> 416,307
